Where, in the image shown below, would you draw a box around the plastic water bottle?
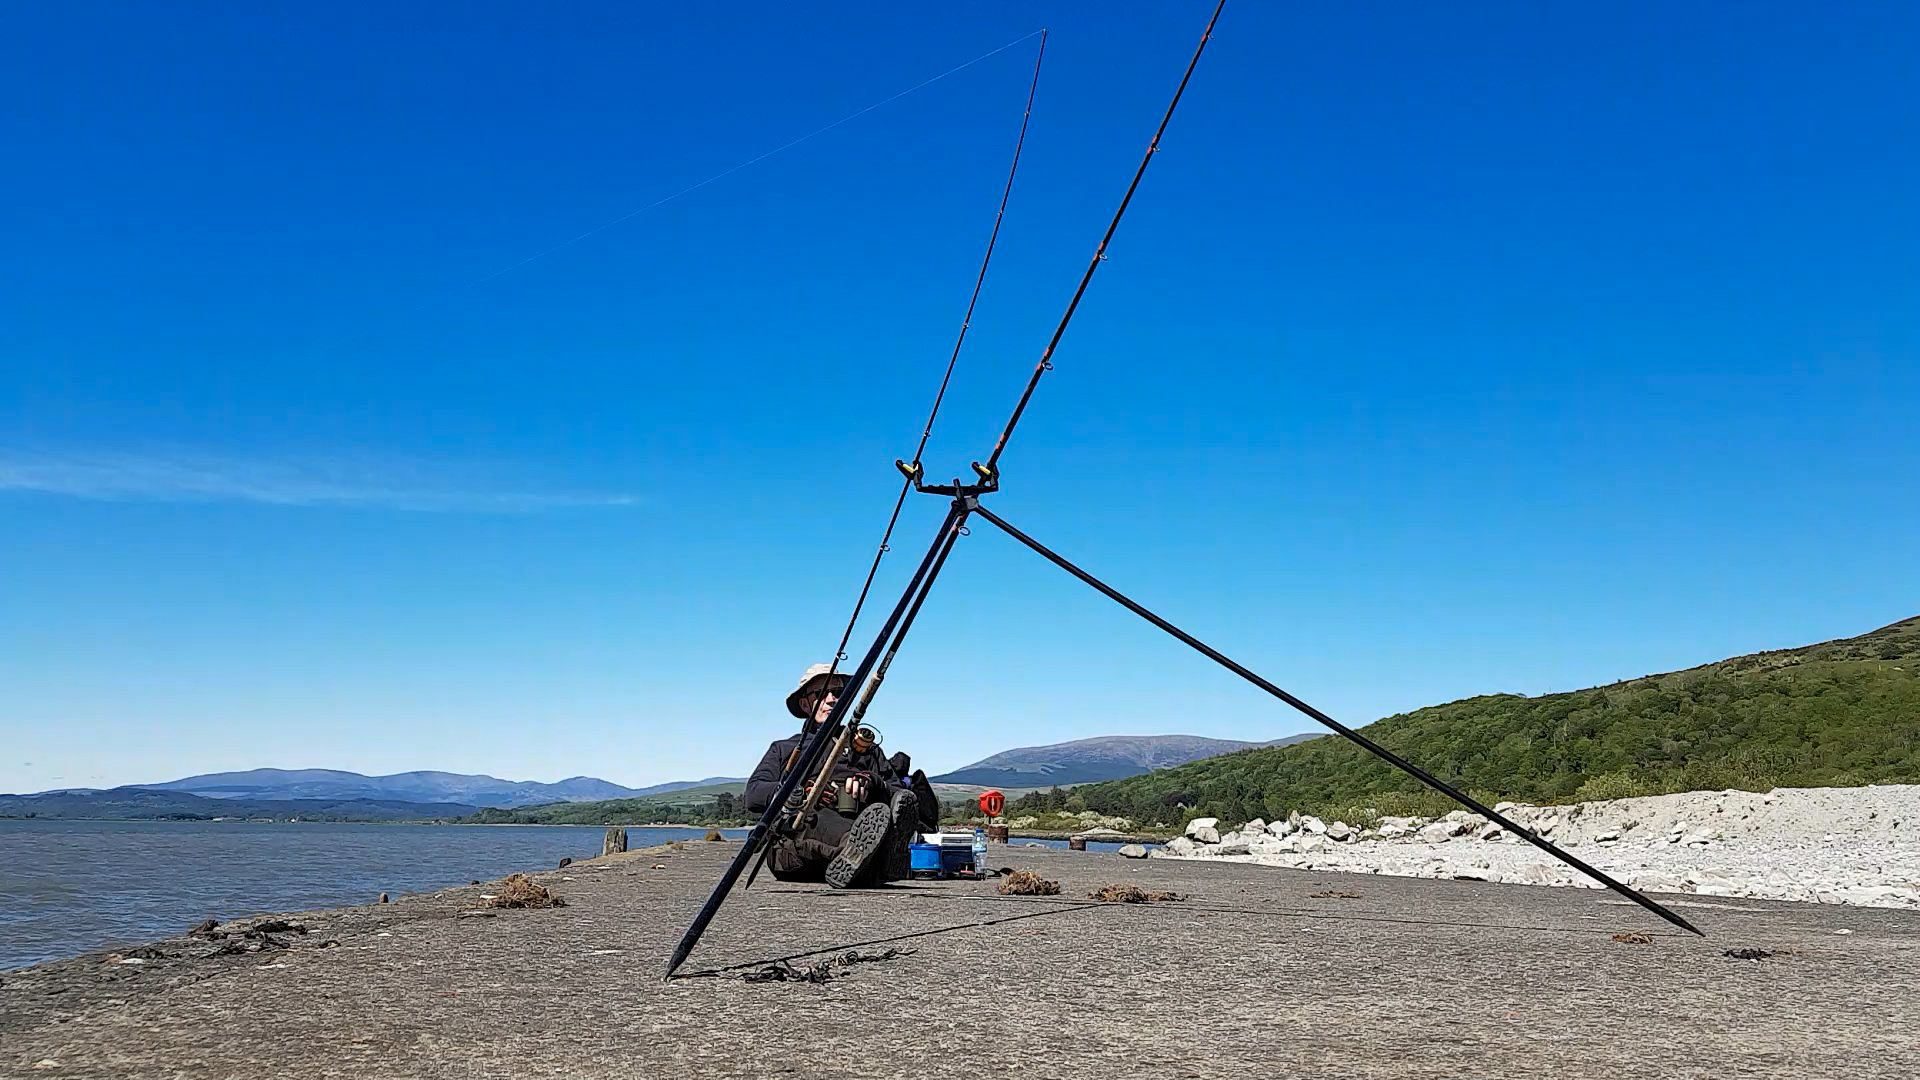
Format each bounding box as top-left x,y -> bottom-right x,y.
971,827 -> 988,876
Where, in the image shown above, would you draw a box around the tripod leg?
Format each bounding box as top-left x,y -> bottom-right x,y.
663,502 -> 972,979
969,503 -> 1703,938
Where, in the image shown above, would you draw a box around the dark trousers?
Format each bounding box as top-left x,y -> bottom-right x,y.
767,807 -> 857,883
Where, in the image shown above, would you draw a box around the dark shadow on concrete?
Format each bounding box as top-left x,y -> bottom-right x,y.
673,900 -> 1101,979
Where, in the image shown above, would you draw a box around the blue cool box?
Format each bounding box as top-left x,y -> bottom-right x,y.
909,843 -> 976,874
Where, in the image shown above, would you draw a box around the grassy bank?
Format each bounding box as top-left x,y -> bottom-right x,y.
1014,616 -> 1920,829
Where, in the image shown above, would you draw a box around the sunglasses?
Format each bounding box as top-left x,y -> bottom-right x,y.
800,688 -> 843,711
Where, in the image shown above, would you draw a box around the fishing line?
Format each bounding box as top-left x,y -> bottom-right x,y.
478,28 -> 1046,283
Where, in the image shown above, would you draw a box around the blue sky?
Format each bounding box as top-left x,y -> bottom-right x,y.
3,2 -> 1915,794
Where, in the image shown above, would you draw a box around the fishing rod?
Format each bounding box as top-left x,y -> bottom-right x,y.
667,2 -> 1225,982
732,30 -> 1048,893
981,0 -> 1225,486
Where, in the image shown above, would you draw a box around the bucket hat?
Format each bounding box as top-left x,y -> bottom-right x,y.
785,662 -> 851,719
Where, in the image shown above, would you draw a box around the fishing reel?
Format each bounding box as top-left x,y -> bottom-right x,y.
849,723 -> 882,755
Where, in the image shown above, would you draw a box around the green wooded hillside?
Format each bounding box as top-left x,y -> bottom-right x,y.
1016,616 -> 1920,827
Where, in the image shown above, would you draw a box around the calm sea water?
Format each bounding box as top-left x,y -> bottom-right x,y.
0,820 -> 746,971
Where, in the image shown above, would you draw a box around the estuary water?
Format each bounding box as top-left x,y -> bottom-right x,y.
0,819 -> 746,970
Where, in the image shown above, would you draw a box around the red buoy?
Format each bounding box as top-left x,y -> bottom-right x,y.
978,789 -> 1005,818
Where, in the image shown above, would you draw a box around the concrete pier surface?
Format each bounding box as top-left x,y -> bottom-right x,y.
4,841 -> 1916,1079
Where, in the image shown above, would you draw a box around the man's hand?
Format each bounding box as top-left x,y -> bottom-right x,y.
833,770 -> 883,805
838,774 -> 870,804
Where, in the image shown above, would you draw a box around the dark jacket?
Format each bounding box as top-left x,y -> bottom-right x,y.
743,729 -> 888,816
743,734 -> 804,815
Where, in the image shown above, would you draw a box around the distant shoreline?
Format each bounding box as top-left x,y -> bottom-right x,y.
0,817 -> 745,828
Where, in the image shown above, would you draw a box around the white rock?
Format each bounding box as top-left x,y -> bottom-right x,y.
1268,818 -> 1297,838
1828,884 -> 1919,907
1175,783 -> 1920,911
1118,844 -> 1148,859
1162,836 -> 1198,856
1633,872 -> 1686,894
1190,825 -> 1220,845
1326,821 -> 1353,842
1684,870 -> 1743,897
1476,823 -> 1505,842
1248,835 -> 1296,856
1513,863 -> 1564,885
1243,818 -> 1267,835
1494,801 -> 1517,813
1216,834 -> 1252,856
1303,816 -> 1328,835
1185,817 -> 1219,838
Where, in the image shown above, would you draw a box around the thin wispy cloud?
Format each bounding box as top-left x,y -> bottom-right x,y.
0,449 -> 638,513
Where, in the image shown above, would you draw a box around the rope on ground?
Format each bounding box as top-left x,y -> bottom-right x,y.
739,947 -> 919,985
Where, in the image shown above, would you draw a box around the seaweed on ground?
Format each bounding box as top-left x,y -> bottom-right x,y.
482,874 -> 567,909
1089,884 -> 1184,903
250,919 -> 308,935
997,870 -> 1061,896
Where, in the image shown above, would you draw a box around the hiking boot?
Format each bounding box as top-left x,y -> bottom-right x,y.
880,787 -> 920,883
825,802 -> 893,889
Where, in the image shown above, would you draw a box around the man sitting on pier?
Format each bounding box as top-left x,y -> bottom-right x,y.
743,663 -> 935,887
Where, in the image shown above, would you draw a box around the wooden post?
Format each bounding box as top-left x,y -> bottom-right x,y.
602,827 -> 628,857
1068,835 -> 1087,851
986,823 -> 1010,844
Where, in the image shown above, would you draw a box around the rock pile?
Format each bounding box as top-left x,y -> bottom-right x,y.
1151,784 -> 1920,909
